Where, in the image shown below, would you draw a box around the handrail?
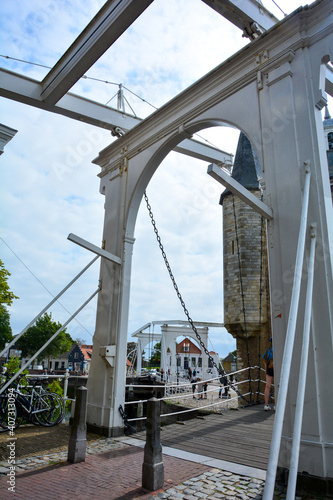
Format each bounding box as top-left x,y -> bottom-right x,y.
263,164 -> 311,499
126,392 -> 252,422
0,255 -> 99,359
0,289 -> 100,395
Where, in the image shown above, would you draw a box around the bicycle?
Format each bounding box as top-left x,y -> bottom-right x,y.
0,373 -> 64,431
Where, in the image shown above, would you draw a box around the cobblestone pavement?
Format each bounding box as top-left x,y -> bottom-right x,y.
0,434 -> 328,499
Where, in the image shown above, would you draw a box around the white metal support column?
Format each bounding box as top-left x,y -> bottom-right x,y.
286,224 -> 317,500
263,165 -> 311,500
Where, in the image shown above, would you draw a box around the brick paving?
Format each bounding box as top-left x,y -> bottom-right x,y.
0,445 -> 212,500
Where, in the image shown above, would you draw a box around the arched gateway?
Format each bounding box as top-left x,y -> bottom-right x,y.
86,0 -> 333,487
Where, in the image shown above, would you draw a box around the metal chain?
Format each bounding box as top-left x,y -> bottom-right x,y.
144,191 -> 249,404
118,404 -> 136,435
232,194 -> 252,402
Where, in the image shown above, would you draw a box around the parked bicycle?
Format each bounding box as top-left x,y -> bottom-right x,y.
0,373 -> 64,432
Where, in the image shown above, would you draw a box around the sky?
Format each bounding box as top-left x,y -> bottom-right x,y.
0,0 -> 331,361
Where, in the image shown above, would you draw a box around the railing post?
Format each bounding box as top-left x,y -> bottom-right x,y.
62,369 -> 69,423
142,397 -> 164,491
68,386 -> 88,463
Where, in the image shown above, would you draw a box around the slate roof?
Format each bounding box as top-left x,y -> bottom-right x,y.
223,352 -> 237,363
220,132 -> 262,204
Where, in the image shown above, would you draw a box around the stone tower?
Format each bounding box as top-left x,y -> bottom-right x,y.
220,132 -> 271,399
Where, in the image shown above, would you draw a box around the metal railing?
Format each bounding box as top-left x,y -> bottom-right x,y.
124,366 -> 270,423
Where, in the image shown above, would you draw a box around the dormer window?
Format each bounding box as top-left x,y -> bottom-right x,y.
183,344 -> 189,352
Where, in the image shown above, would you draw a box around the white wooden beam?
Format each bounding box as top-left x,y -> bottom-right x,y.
0,68 -> 140,131
201,0 -> 278,39
0,68 -> 233,165
40,0 -> 154,104
174,138 -> 233,166
207,162 -> 273,220
68,233 -> 121,264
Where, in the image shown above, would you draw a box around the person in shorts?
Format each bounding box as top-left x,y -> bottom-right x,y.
263,337 -> 274,411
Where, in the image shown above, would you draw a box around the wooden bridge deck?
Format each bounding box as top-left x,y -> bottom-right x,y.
135,404 -> 274,471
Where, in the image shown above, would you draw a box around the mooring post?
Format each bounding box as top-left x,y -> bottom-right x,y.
142,397 -> 164,491
68,386 -> 88,463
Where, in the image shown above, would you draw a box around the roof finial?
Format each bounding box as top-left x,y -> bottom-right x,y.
324,105 -> 331,120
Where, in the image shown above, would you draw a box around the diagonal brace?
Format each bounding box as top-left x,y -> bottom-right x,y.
207,163 -> 273,220
68,233 -> 121,264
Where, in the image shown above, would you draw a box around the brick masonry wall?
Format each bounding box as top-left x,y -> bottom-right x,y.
222,191 -> 271,398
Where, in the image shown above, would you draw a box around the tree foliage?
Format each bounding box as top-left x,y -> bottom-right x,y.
4,355 -> 28,378
18,313 -> 73,362
150,341 -> 161,366
0,259 -> 19,306
0,305 -> 13,350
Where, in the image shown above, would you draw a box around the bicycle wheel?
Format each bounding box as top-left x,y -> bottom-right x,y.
0,393 -> 22,431
44,392 -> 64,425
33,393 -> 64,427
0,394 -> 10,432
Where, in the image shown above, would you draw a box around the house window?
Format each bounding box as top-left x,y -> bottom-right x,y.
74,362 -> 81,371
74,352 -> 78,359
55,361 -> 59,370
191,357 -> 196,367
328,132 -> 333,150
208,358 -> 213,368
176,356 -> 181,367
198,358 -> 202,367
184,357 -> 189,369
61,362 -> 65,369
183,345 -> 189,352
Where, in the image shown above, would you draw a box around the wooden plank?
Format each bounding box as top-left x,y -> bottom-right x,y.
135,405 -> 274,470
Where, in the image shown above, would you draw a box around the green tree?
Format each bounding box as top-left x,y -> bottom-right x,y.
18,313 -> 73,368
150,341 -> 161,366
0,305 -> 13,350
0,260 -> 18,350
0,259 -> 19,306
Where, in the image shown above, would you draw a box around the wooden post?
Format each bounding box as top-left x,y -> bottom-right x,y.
68,386 -> 87,463
142,397 -> 164,491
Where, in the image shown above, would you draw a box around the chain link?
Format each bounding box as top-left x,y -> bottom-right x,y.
118,404 -> 136,435
232,194 -> 252,402
144,191 -> 249,404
